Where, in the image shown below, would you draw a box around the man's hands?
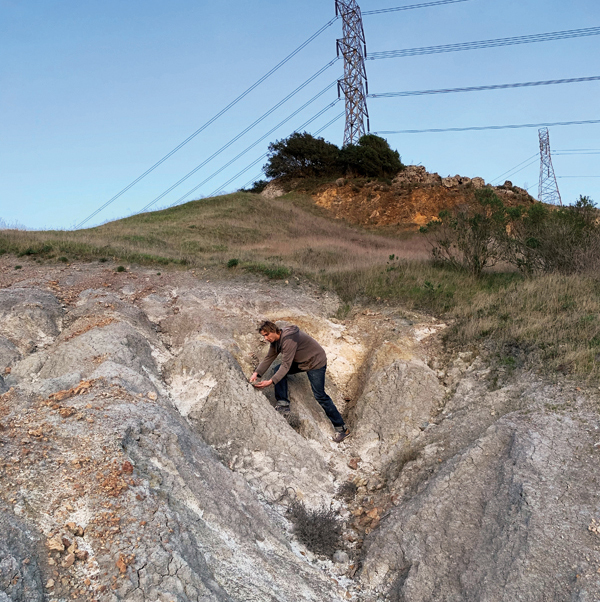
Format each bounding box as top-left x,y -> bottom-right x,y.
249,372 -> 273,388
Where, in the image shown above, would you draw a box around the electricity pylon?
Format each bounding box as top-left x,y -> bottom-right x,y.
538,127 -> 562,205
335,0 -> 370,145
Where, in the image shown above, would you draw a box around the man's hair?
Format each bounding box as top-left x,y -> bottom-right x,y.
258,320 -> 281,335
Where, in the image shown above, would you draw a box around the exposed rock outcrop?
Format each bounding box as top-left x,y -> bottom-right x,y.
260,181 -> 285,199
311,164 -> 535,229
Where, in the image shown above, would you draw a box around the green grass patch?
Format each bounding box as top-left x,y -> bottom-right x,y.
243,262 -> 291,280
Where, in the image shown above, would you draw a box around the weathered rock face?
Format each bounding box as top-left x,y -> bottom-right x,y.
164,340 -> 336,506
358,359 -> 600,602
351,339 -> 445,472
260,181 -> 285,199
0,512 -> 44,602
392,165 -> 442,186
0,289 -> 63,355
0,262 -> 599,602
311,165 -> 536,230
0,274 -> 354,601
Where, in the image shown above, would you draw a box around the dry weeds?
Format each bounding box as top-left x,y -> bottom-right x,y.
2,191 -> 600,381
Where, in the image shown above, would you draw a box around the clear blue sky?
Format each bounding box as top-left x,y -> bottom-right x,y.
1,0 -> 599,230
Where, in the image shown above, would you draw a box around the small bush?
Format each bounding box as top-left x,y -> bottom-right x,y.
17,243 -> 53,257
339,134 -> 404,178
116,265 -> 126,272
245,180 -> 269,194
334,303 -> 352,320
505,195 -> 600,275
422,192 -> 600,278
287,412 -> 301,430
288,501 -> 342,557
14,265 -> 22,270
335,481 -> 358,502
227,258 -> 239,268
265,132 -> 340,179
58,256 -> 69,263
420,188 -> 508,278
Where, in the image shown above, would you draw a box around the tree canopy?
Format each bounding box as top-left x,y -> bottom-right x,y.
264,132 -> 340,179
263,132 -> 403,180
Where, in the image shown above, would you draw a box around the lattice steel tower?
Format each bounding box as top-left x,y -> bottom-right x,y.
538,127 -> 562,205
335,0 -> 370,145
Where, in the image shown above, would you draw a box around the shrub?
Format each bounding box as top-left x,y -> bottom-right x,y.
116,265 -> 126,272
287,412 -> 301,430
288,501 -> 342,557
420,188 -> 509,277
264,132 -> 340,179
227,258 -> 239,268
245,180 -> 269,194
505,195 -> 600,275
339,134 -> 404,178
335,481 -> 358,502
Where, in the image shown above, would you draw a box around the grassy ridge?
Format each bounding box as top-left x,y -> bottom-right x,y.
2,191 -> 599,381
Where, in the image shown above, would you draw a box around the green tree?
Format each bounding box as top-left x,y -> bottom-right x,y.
263,132 -> 340,179
339,134 -> 403,177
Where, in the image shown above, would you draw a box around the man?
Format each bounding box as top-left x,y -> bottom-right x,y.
250,321 -> 350,443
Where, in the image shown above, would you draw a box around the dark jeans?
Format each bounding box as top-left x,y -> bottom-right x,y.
274,362 -> 345,429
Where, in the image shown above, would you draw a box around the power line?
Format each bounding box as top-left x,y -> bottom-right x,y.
491,153 -> 539,184
74,17 -> 339,229
236,112 -> 346,192
557,175 -> 600,178
374,118 -> 600,134
497,157 -> 539,184
368,26 -> 600,60
162,93 -> 342,209
207,104 -> 343,198
554,151 -> 600,152
363,0 -> 469,15
368,75 -> 600,98
133,60 -> 340,214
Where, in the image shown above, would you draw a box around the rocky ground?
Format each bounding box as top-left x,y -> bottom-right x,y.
1,257 -> 599,602
304,166 -> 535,229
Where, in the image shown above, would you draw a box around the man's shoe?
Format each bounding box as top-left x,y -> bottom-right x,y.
275,404 -> 291,417
332,427 -> 350,443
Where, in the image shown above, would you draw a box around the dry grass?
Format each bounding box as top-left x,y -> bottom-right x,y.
2,190 -> 600,381
448,273 -> 600,380
0,191 -> 428,273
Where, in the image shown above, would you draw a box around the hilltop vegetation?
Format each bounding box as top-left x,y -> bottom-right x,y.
262,132 -> 404,180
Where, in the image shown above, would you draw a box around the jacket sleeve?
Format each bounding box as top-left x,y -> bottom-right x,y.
255,344 -> 279,377
271,337 -> 298,385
